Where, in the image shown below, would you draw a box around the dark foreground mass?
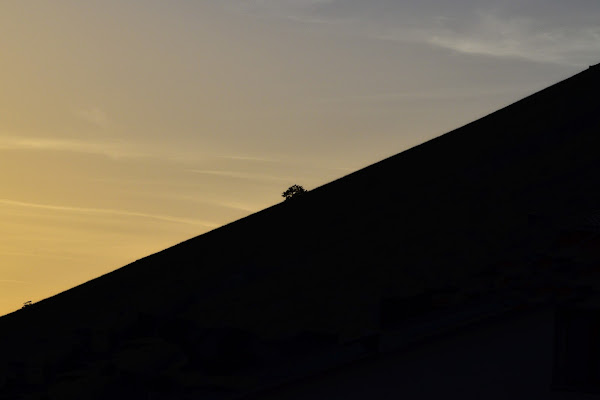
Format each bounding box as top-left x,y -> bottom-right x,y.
2,64 -> 600,399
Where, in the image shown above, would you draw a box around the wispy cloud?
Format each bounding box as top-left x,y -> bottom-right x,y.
215,154 -> 284,163
0,136 -> 143,159
225,1 -> 600,67
0,250 -> 82,261
0,198 -> 220,228
154,193 -> 259,213
422,11 -> 600,66
316,84 -> 536,104
0,279 -> 31,284
362,8 -> 600,66
190,169 -> 291,182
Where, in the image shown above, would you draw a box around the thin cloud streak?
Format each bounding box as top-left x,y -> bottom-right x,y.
0,279 -> 31,284
0,251 -> 83,261
189,169 -> 291,183
0,198 -> 220,228
0,136 -> 143,159
158,194 -> 259,213
316,85 -> 538,104
215,155 -> 284,163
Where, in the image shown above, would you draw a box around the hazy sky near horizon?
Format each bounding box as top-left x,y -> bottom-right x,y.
1,0 -> 599,316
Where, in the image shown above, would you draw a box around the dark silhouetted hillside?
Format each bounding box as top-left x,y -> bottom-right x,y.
2,64 -> 600,399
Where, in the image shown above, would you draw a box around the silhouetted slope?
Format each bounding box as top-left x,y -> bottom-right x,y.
2,64 -> 600,398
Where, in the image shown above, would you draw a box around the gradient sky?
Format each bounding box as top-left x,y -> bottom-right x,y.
1,0 -> 599,316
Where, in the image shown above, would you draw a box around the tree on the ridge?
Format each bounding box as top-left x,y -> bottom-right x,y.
282,184 -> 307,201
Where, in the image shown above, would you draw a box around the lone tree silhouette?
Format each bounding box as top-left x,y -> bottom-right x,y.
282,184 -> 307,201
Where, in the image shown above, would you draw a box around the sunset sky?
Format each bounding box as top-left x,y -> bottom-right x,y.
1,1 -> 599,316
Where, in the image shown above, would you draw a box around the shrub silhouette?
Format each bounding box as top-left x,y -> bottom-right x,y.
282,184 -> 307,201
